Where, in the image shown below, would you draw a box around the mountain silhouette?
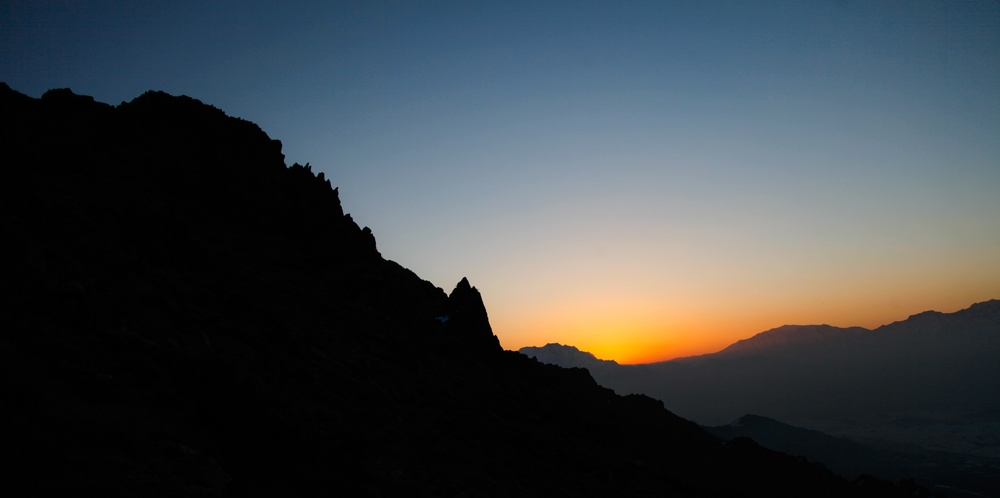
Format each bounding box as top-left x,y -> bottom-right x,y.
710,324 -> 870,360
519,343 -> 620,372
2,83 -> 929,497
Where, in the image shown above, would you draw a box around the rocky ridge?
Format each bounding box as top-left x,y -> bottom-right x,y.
1,83 -> 923,497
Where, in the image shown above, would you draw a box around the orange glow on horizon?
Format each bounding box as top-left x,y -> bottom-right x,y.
476,216 -> 1000,366
492,284 -> 1000,365
586,339 -> 710,365
509,323 -> 744,365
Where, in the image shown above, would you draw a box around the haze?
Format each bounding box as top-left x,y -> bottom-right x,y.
3,1 -> 998,363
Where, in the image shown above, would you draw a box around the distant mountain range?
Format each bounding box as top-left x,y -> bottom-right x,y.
521,302 -> 1000,495
522,300 -> 1000,428
3,83 -> 931,497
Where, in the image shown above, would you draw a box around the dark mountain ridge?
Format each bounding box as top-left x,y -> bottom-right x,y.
1,83 -> 925,496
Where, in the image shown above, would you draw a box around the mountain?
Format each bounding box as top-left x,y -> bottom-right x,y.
519,343 -> 619,372
521,304 -> 1000,495
710,324 -> 870,360
522,302 -> 1000,427
1,83 -> 926,497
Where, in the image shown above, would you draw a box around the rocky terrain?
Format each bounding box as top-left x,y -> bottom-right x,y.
1,83 -> 930,497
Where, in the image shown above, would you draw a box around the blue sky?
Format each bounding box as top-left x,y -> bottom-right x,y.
4,1 -> 999,361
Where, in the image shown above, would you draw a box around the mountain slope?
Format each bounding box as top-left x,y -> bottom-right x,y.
707,414 -> 882,479
0,84 -> 922,497
707,415 -> 1000,497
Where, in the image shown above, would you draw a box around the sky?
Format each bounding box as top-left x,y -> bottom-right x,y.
3,1 -> 999,363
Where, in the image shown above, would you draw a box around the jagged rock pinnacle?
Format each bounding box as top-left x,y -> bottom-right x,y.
445,277 -> 502,354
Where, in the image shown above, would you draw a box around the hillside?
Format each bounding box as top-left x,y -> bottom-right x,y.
706,415 -> 1000,497
0,84 -> 928,497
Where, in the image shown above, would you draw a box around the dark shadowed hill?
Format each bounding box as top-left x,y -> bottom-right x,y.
1,83 -> 926,497
706,414 -> 1000,497
706,414 -> 883,480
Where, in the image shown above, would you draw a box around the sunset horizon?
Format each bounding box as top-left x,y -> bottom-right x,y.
6,0 -> 1000,484
5,0 -> 998,393
500,295 -> 1000,365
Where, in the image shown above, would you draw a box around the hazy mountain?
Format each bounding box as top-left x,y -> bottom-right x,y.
710,324 -> 871,360
519,343 -> 619,372
2,83 -> 926,497
522,301 -> 1000,426
521,304 -> 1000,495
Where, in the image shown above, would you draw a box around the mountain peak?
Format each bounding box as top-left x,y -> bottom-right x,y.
455,276 -> 473,292
906,310 -> 944,320
445,278 -> 502,354
713,324 -> 870,358
519,343 -> 620,369
963,299 -> 1000,319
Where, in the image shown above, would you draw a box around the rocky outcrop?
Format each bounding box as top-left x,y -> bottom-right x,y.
443,277 -> 503,354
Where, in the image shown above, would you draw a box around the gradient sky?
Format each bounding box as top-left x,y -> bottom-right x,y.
4,1 -> 999,363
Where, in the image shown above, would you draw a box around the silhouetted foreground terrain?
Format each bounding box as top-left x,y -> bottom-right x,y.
706,415 -> 1000,498
1,83 -> 931,497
